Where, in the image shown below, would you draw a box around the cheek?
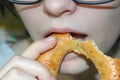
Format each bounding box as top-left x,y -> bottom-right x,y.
15,6 -> 49,40
88,16 -> 120,53
91,28 -> 119,53
88,15 -> 120,52
75,7 -> 120,52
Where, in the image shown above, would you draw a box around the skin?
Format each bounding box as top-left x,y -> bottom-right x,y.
0,0 -> 120,80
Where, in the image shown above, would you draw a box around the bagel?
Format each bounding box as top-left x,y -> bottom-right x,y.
37,33 -> 120,80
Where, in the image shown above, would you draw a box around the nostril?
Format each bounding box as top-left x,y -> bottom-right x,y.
70,33 -> 87,39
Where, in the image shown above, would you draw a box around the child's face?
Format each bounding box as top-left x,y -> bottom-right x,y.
14,0 -> 120,53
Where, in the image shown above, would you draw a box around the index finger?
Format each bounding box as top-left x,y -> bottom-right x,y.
21,36 -> 56,59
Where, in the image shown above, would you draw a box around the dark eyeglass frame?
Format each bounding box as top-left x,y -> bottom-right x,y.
9,0 -> 114,5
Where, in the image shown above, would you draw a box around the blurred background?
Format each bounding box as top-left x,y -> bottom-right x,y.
0,4 -> 29,46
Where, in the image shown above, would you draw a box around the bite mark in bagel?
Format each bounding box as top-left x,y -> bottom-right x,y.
37,33 -> 120,80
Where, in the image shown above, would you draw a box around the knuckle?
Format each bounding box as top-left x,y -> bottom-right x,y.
12,55 -> 20,60
10,67 -> 19,74
10,55 -> 23,65
11,55 -> 21,62
33,40 -> 42,46
0,68 -> 20,80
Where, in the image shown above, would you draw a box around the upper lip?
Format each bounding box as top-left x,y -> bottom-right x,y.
44,27 -> 87,39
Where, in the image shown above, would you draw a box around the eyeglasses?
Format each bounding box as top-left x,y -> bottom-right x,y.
9,0 -> 114,5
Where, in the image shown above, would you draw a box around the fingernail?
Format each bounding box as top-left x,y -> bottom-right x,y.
44,36 -> 56,42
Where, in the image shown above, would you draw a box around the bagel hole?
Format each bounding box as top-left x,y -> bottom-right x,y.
77,54 -> 100,80
57,53 -> 100,80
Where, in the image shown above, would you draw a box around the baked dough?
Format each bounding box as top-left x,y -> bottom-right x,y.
37,33 -> 120,80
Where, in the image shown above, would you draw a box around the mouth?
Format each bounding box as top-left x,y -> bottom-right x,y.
44,27 -> 88,40
45,32 -> 87,40
44,29 -> 88,63
70,32 -> 87,39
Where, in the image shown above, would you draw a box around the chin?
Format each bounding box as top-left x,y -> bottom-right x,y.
60,55 -> 89,74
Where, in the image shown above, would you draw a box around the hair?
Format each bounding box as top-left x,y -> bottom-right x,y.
0,0 -> 18,18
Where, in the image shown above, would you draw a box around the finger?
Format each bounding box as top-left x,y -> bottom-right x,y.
1,67 -> 37,80
0,56 -> 54,80
21,36 -> 56,59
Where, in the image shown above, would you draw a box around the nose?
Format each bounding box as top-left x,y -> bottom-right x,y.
43,0 -> 77,16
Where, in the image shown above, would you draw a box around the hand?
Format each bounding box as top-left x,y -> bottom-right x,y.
0,36 -> 56,80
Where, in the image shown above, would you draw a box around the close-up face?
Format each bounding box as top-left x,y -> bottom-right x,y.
13,0 -> 120,53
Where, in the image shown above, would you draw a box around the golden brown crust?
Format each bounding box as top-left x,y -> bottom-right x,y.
113,59 -> 120,80
37,33 -> 120,80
